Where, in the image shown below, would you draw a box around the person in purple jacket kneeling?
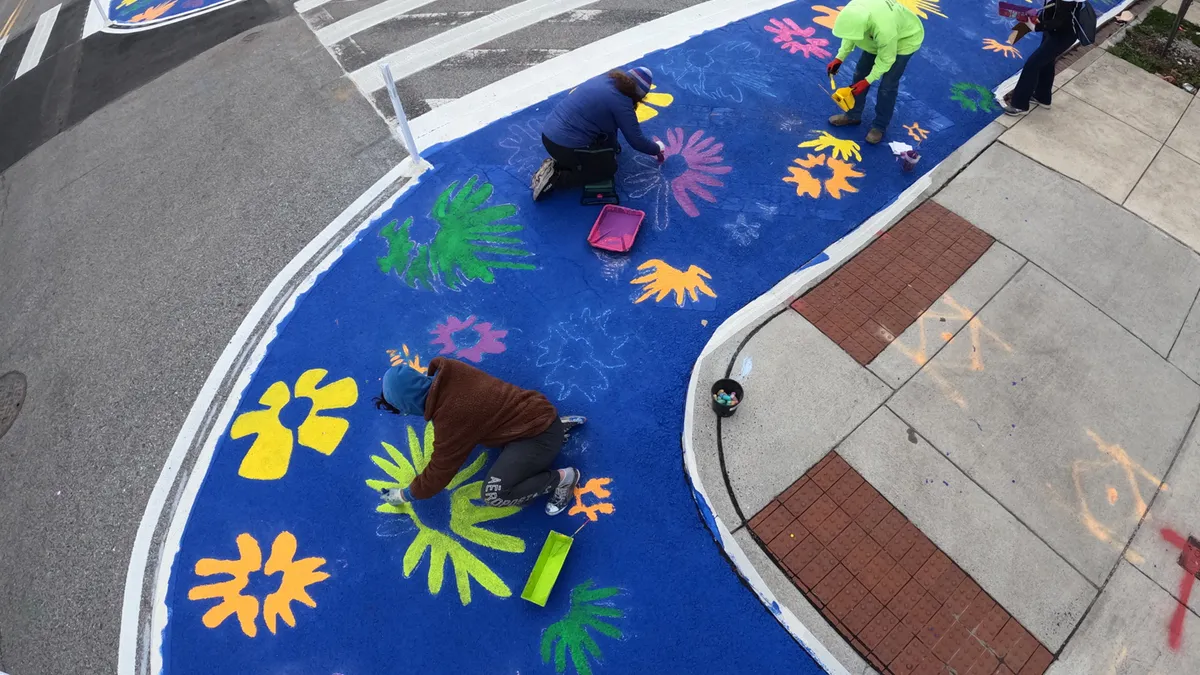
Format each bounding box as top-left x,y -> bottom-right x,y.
531,66 -> 665,201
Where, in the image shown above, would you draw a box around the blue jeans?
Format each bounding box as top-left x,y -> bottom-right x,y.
1009,30 -> 1077,109
848,52 -> 913,132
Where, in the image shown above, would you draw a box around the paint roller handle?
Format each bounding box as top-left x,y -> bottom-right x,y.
826,59 -> 842,77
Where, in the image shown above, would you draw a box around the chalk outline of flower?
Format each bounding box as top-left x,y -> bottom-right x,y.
377,176 -> 536,292
635,85 -> 675,122
783,153 -> 865,200
366,422 -> 525,605
535,308 -> 629,403
723,213 -> 761,246
630,259 -> 717,307
430,315 -> 507,363
798,130 -> 862,162
982,38 -> 1022,58
187,531 -> 330,638
950,82 -> 998,113
541,581 -> 625,675
903,122 -> 931,143
230,369 -> 358,480
765,18 -> 832,59
660,128 -> 731,217
658,41 -> 777,104
497,119 -> 545,184
624,157 -> 674,231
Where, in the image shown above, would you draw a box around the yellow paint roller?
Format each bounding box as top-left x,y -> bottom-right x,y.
830,74 -> 854,113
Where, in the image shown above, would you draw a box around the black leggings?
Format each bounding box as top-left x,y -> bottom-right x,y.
1009,30 -> 1076,109
481,417 -> 565,507
542,134 -> 618,188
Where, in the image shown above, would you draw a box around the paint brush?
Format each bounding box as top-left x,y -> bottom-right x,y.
571,519 -> 590,538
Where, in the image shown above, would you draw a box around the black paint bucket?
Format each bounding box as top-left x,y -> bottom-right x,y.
711,378 -> 744,417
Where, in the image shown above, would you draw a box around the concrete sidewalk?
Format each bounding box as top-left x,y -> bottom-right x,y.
690,25 -> 1200,675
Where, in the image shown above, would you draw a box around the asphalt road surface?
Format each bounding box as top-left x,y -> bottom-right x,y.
0,2 -> 401,672
0,0 -> 713,672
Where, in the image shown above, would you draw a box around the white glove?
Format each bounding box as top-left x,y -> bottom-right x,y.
381,487 -> 411,505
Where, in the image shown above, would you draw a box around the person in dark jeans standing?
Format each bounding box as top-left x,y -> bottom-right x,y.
531,67 -> 665,201
1001,0 -> 1083,115
375,358 -> 585,514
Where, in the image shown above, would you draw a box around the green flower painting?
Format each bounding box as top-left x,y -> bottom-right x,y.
377,176 -> 536,291
365,422 -> 525,604
541,581 -> 625,675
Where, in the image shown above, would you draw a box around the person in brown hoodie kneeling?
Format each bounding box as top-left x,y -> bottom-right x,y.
374,357 -> 585,515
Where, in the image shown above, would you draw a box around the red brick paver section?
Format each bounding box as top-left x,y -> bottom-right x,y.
791,201 -> 994,365
749,451 -> 1054,675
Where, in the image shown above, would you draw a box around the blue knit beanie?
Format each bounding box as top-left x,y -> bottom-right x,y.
627,66 -> 653,96
381,365 -> 432,417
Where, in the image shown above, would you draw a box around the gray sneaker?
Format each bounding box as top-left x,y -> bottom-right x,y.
546,468 -> 580,516
1001,102 -> 1030,117
531,158 -> 556,201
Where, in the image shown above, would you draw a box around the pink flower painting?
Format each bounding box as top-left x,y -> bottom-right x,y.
626,129 -> 731,228
430,315 -> 507,363
764,18 -> 832,59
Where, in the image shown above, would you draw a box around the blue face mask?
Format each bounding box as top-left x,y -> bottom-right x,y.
381,365 -> 432,416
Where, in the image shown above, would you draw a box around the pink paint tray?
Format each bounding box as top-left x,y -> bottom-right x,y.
587,205 -> 645,253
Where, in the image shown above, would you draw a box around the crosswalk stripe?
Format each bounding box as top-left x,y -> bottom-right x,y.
347,0 -> 600,93
314,0 -> 439,47
408,0 -> 793,156
294,0 -> 334,14
82,0 -> 106,38
15,3 -> 61,79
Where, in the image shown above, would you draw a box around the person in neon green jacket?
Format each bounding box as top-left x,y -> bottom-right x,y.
826,0 -> 925,144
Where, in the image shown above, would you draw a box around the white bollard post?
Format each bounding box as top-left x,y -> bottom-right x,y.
380,64 -> 423,165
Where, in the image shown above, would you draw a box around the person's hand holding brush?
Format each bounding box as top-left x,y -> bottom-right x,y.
827,59 -> 868,97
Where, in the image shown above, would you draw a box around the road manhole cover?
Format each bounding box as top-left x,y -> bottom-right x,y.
0,371 -> 27,441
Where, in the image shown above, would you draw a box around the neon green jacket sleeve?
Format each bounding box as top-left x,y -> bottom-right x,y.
836,38 -> 855,61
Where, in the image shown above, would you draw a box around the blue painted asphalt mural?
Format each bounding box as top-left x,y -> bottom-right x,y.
108,0 -> 243,25
159,1 -> 1062,673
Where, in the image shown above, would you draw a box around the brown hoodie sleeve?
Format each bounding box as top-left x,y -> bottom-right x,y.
407,358 -> 557,500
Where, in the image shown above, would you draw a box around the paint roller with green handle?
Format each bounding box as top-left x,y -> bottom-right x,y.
521,520 -> 588,606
